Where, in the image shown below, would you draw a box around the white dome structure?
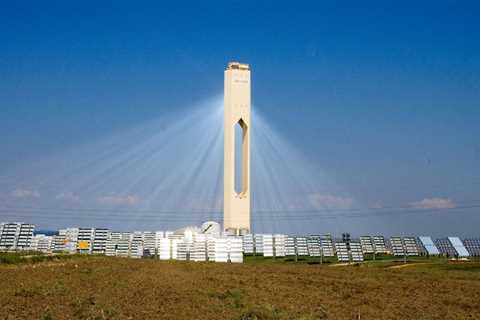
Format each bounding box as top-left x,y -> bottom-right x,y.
201,221 -> 221,236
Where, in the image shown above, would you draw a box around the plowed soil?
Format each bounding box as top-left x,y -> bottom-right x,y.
1,256 -> 479,319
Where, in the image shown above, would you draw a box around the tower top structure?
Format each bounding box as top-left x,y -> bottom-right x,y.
226,62 -> 250,70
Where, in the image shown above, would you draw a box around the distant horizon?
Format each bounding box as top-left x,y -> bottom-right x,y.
28,226 -> 479,240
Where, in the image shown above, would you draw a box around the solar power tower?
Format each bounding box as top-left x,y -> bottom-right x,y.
224,62 -> 251,235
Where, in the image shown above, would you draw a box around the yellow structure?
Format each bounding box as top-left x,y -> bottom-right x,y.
224,62 -> 251,235
77,240 -> 89,250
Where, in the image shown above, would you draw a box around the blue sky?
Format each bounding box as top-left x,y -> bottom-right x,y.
0,1 -> 479,236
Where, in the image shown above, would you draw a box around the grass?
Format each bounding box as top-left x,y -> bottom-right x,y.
0,251 -> 84,264
244,255 -> 338,265
1,255 -> 479,319
244,254 -> 455,266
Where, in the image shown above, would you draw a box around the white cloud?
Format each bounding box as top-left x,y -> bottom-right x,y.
10,188 -> 40,199
55,192 -> 80,202
411,197 -> 455,209
97,194 -> 139,206
308,193 -> 353,210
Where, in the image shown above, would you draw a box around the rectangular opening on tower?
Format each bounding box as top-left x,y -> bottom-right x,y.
234,119 -> 248,196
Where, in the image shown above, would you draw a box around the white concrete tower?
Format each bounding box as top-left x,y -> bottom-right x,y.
224,62 -> 251,235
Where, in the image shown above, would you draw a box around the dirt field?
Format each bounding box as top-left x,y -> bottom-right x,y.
1,256 -> 479,319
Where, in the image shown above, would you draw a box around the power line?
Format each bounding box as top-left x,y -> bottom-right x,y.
1,204 -> 479,221
2,198 -> 480,215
